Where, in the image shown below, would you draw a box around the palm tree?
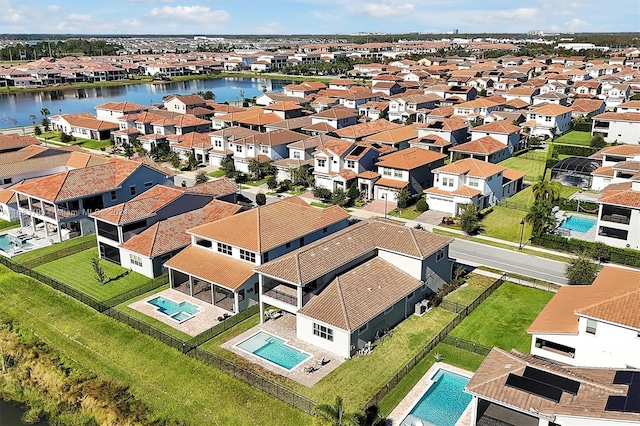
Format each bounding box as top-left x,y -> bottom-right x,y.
314,396 -> 358,426
40,108 -> 50,119
531,180 -> 560,204
525,200 -> 555,238
355,405 -> 387,426
29,114 -> 37,125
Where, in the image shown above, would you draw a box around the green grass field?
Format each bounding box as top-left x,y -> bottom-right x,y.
0,265 -> 311,425
201,307 -> 458,412
449,282 -> 554,353
208,170 -> 226,178
34,248 -> 150,301
0,219 -> 20,231
445,273 -> 500,306
12,235 -> 96,264
555,131 -> 592,146
74,138 -> 112,150
499,156 -> 546,183
387,206 -> 422,220
480,206 -> 532,242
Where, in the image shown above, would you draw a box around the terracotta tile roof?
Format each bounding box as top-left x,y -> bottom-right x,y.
287,135 -> 341,150
254,217 -> 453,285
316,139 -> 355,157
214,107 -> 264,123
528,266 -> 640,334
592,166 -> 614,176
449,136 -> 507,155
312,107 -> 358,120
234,130 -> 307,147
365,123 -> 421,145
593,112 -> 640,122
374,178 -> 408,189
570,99 -> 605,113
503,98 -> 530,109
164,94 -> 206,106
120,200 -> 242,258
297,257 -> 423,330
466,348 -> 640,423
424,106 -> 454,118
209,126 -> 261,140
0,134 -> 40,152
357,171 -> 380,179
409,134 -> 452,147
337,169 -> 357,180
424,186 -> 455,196
266,116 -> 313,131
302,122 -> 337,133
168,132 -> 211,150
164,246 -> 255,290
188,197 -> 349,253
503,168 -> 526,181
617,100 -> 640,108
472,121 -> 521,134
451,186 -> 482,197
59,113 -> 119,131
528,104 -> 572,116
590,144 -> 640,160
333,119 -> 401,140
435,157 -> 506,178
237,112 -> 282,126
418,117 -> 468,132
455,98 -> 503,109
598,187 -> 640,208
376,147 -> 445,170
95,101 -> 148,112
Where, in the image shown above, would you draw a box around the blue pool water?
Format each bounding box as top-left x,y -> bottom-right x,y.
560,216 -> 596,233
237,331 -> 310,370
0,234 -> 32,253
402,369 -> 472,426
147,296 -> 199,323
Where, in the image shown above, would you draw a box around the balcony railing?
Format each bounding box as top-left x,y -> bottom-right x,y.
264,287 -> 297,306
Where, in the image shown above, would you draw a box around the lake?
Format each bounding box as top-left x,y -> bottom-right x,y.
0,398 -> 48,425
0,77 -> 293,128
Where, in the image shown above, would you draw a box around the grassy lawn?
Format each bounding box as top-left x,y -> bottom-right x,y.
449,282 -> 553,353
481,206 -> 532,242
113,285 -> 192,341
208,170 -> 226,178
0,219 -> 20,231
73,138 -> 112,150
310,201 -> 330,208
377,342 -> 485,416
555,131 -> 592,146
12,234 -> 96,264
200,307 -> 458,411
0,265 -> 311,425
34,248 -> 150,301
445,273 -> 499,306
499,156 -> 546,183
244,178 -> 267,187
387,206 -> 422,220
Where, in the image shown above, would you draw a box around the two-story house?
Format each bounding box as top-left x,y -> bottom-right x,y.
307,107 -> 358,134
208,126 -> 261,167
453,98 -> 503,120
94,101 -> 149,124
523,104 -> 573,139
449,136 -> 512,163
570,99 -> 605,118
591,112 -> 640,145
254,217 -> 454,358
388,94 -> 439,122
164,197 -> 349,314
594,177 -> 640,249
425,158 -> 525,216
313,139 -> 383,191
229,129 -> 307,173
373,147 -> 446,202
91,179 -> 238,277
416,118 -> 469,145
272,135 -> 341,182
333,119 -> 402,143
50,113 -> 119,141
163,94 -> 207,114
470,121 -> 524,152
13,158 -> 173,243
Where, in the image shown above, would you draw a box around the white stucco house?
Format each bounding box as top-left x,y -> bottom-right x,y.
522,104 -> 572,139
591,112 -> 640,145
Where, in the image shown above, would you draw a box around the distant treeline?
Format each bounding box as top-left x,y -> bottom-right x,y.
0,39 -> 122,61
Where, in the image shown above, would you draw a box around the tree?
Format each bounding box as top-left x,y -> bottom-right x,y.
590,132 -> 606,149
458,203 -> 483,235
525,200 -> 555,238
592,241 -> 611,264
313,187 -> 332,201
122,142 -> 134,159
195,170 -> 209,185
396,186 -> 411,209
347,183 -> 360,201
40,108 -> 50,120
291,166 -> 313,187
41,117 -> 50,131
313,396 -> 358,426
549,127 -> 558,141
415,198 -> 429,212
33,125 -> 42,136
531,180 -> 561,204
355,405 -> 387,426
187,152 -> 198,170
168,152 -> 181,169
266,175 -> 278,190
451,152 -> 464,162
248,159 -> 262,180
91,253 -> 107,286
566,253 -> 598,285
220,157 -> 236,178
255,192 -> 267,206
331,187 -> 349,207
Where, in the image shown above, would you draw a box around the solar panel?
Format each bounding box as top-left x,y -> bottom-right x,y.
632,372 -> 640,384
605,396 -> 627,412
625,396 -> 640,413
524,367 -> 581,395
505,374 -> 563,403
613,371 -> 634,385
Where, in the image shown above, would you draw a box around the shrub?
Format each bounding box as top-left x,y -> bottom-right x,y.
312,187 -> 332,201
255,193 -> 266,206
234,172 -> 247,184
415,198 -> 429,212
265,175 -> 277,190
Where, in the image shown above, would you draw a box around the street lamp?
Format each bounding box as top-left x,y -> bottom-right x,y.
382,193 -> 388,218
519,218 -> 526,249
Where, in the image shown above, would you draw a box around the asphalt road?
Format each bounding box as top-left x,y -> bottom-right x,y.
450,239 -> 569,285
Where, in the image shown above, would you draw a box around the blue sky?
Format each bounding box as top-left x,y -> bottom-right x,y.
0,0 -> 637,35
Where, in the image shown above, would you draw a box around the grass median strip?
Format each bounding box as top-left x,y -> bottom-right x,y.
0,265 -> 312,425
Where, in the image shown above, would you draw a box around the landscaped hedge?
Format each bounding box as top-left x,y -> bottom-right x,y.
557,198 -> 598,213
549,143 -> 599,158
532,234 -> 640,268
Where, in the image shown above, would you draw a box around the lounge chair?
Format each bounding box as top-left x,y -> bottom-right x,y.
304,365 -> 318,374
316,357 -> 329,366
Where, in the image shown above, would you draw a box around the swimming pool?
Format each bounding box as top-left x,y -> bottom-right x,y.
560,216 -> 596,233
147,296 -> 199,323
236,331 -> 310,371
401,369 -> 472,426
0,234 -> 32,254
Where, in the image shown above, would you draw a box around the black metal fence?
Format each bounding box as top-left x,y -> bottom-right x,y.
364,273 -> 506,409
438,299 -> 466,314
190,347 -> 316,415
186,304 -> 259,348
442,335 -> 492,356
20,239 -> 97,269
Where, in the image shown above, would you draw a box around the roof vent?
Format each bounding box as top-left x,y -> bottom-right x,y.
367,287 -> 372,291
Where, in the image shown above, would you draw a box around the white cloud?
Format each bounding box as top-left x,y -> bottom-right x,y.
254,21 -> 286,34
473,7 -> 539,24
121,18 -> 141,28
361,2 -> 415,18
68,13 -> 92,22
564,18 -> 589,30
147,5 -> 229,23
47,5 -> 61,12
129,0 -> 173,3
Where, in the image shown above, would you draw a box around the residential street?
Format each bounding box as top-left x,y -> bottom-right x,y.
449,239 -> 569,285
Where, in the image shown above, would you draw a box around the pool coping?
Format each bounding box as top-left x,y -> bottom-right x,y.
388,362 -> 474,426
558,214 -> 597,233
235,330 -> 312,372
147,295 -> 200,324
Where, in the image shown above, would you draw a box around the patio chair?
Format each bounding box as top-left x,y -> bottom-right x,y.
304,365 -> 318,374
316,357 -> 330,366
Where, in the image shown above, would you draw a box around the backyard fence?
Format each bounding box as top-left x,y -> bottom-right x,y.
186,304 -> 259,348
497,199 -> 531,211
20,239 -> 97,269
442,336 -> 492,356
438,299 -> 466,314
102,274 -> 169,308
190,347 -> 316,415
363,273 -> 506,409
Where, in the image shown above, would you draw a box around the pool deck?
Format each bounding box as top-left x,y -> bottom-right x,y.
556,213 -> 597,242
0,228 -> 54,257
222,312 -> 345,387
388,362 -> 474,426
128,289 -> 232,336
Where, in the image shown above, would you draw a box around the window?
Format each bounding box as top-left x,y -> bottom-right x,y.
240,249 -> 255,263
263,251 -> 269,262
130,254 -> 143,267
260,145 -> 269,154
110,191 -> 117,201
317,158 -> 326,168
346,160 -> 355,168
293,151 -> 301,159
130,185 -> 136,196
214,140 -> 222,148
236,145 -> 243,153
238,289 -> 245,303
468,178 -> 479,188
586,319 -> 597,335
393,169 -> 403,178
384,306 -> 393,315
313,323 -> 334,341
406,291 -> 415,300
144,181 -> 153,188
285,242 -> 291,249
545,116 -> 552,122
322,227 -> 328,233
436,249 -> 444,261
217,242 -> 232,255
2,178 -> 12,185
358,323 -> 368,334
299,237 -> 304,246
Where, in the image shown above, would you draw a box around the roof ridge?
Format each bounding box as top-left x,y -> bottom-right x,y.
335,277 -> 351,331
146,222 -> 161,258
575,287 -> 640,316
407,227 -> 423,258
